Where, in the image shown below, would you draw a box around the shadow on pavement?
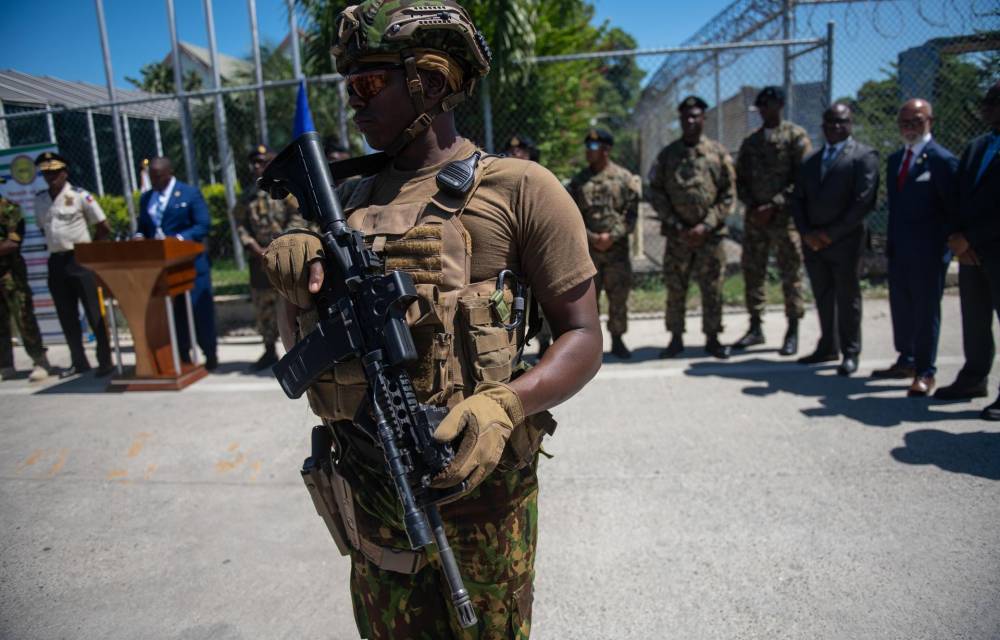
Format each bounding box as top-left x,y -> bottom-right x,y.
686,357 -> 982,428
891,429 -> 1000,480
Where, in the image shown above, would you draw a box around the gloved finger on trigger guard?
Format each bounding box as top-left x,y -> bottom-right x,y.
264,229 -> 325,308
430,382 -> 524,491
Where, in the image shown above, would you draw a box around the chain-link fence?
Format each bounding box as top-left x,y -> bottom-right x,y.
466,0 -> 999,273
0,75 -> 353,266
2,0 -> 996,277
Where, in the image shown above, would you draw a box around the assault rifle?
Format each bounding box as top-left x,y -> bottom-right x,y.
259,131 -> 477,628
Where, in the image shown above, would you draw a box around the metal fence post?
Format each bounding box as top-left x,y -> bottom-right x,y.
94,0 -> 137,234
0,103 -> 9,150
153,117 -> 164,157
166,0 -> 198,186
287,0 -> 302,79
248,0 -> 269,146
713,52 -> 723,145
86,109 -> 105,196
825,21 -> 835,107
45,109 -> 57,144
480,76 -> 494,153
203,0 -> 245,270
122,113 -> 138,193
338,78 -> 350,147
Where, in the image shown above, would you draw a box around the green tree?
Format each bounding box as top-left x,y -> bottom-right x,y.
125,61 -> 203,93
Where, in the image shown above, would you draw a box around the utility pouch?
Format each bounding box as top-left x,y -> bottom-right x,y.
458,294 -> 518,384
499,410 -> 558,472
301,425 -> 351,556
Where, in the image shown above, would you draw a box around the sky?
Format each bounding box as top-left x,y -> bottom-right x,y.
0,1 -> 730,90
0,1 -> 994,99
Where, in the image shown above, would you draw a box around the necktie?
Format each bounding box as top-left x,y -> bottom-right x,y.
897,147 -> 913,191
820,146 -> 836,180
975,134 -> 1000,185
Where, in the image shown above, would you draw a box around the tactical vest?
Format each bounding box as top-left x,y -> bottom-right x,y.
299,155 -> 555,471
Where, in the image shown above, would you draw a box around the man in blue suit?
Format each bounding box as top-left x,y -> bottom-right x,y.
936,81 -> 1000,418
872,98 -> 957,396
137,157 -> 218,370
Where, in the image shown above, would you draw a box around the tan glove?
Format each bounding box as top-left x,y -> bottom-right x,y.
264,229 -> 325,308
430,382 -> 525,492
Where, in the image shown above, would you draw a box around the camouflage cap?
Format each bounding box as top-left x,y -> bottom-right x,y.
35,151 -> 68,172
584,128 -> 614,147
755,86 -> 785,106
678,95 -> 708,112
331,0 -> 491,79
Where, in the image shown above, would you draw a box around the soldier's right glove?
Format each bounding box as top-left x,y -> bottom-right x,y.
264,229 -> 325,308
430,382 -> 525,494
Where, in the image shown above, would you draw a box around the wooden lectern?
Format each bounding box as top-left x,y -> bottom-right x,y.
76,238 -> 209,391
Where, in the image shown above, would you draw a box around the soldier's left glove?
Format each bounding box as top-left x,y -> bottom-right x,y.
430,382 -> 525,492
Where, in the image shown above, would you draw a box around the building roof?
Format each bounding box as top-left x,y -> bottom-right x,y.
0,69 -> 178,120
163,41 -> 253,81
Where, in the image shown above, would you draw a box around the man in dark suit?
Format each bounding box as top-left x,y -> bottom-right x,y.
137,157 -> 218,370
935,81 -> 1000,418
790,103 -> 879,376
873,98 -> 957,396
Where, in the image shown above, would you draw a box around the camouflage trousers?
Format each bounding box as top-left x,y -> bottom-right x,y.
591,244 -> 631,337
251,287 -> 279,347
0,264 -> 46,368
663,234 -> 726,337
341,432 -> 538,640
741,215 -> 804,322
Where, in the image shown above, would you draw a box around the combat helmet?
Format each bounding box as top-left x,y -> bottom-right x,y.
332,0 -> 492,155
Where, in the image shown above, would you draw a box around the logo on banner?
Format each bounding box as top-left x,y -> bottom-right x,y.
10,156 -> 36,185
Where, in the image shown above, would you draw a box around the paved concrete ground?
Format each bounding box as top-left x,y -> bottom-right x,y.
1,294 -> 998,639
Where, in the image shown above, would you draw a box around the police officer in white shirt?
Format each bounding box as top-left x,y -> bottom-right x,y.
33,152 -> 113,377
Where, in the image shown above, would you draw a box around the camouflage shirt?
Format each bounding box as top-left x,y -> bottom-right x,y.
736,120 -> 812,211
0,198 -> 26,274
568,161 -> 641,245
647,136 -> 736,236
235,190 -> 308,248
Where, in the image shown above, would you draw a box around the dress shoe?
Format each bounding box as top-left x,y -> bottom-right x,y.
981,397 -> 1000,421
0,366 -> 16,381
705,337 -> 731,360
659,335 -> 684,359
248,348 -> 278,372
610,335 -> 632,359
797,350 -> 839,365
95,363 -> 116,377
871,362 -> 916,379
837,356 -> 858,376
59,364 -> 92,378
933,380 -> 988,400
205,354 -> 219,372
732,321 -> 764,350
907,375 -> 936,397
778,322 -> 799,356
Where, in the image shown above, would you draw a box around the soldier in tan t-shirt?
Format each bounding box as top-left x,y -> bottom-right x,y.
262,1 -> 602,637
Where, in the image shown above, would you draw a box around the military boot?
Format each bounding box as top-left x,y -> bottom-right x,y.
249,345 -> 278,372
732,318 -> 765,350
659,334 -> 684,359
0,366 -> 16,381
28,355 -> 52,382
705,335 -> 731,360
778,319 -> 799,356
610,334 -> 632,359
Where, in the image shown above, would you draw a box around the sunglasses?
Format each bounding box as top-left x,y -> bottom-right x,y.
345,66 -> 401,101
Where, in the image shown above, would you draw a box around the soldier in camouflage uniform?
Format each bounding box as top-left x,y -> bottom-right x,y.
568,128 -> 640,359
235,144 -> 309,371
0,181 -> 51,382
732,86 -> 812,356
648,95 -> 736,360
263,2 -> 602,638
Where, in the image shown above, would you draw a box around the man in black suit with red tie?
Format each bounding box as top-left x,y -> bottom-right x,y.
790,103 -> 880,376
935,81 -> 1000,419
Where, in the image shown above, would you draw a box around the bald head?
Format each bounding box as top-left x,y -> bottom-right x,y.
898,98 -> 933,144
148,157 -> 174,192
